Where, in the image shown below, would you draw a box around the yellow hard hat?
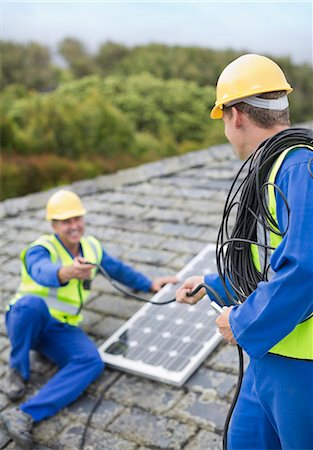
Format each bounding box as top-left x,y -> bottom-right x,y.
46,190 -> 86,220
210,54 -> 293,119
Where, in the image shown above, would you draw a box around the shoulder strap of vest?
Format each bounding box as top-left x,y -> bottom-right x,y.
84,236 -> 103,264
21,234 -> 60,264
267,145 -> 313,235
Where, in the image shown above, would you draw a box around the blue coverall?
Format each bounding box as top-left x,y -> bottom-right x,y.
6,239 -> 152,422
205,148 -> 313,449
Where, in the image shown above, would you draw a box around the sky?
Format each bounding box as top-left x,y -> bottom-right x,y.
1,1 -> 313,65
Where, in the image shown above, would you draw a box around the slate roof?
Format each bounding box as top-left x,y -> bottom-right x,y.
0,143 -> 246,450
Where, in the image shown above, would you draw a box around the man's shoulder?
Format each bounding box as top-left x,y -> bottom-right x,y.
280,145 -> 313,171
84,235 -> 102,246
25,235 -> 57,255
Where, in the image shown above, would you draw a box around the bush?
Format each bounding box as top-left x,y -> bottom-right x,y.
5,89 -> 135,157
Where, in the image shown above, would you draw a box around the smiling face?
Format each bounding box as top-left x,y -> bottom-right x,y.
52,216 -> 85,253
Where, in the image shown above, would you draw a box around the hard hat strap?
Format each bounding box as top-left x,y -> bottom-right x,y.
226,94 -> 289,111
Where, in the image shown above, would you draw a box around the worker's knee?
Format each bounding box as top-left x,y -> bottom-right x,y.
89,353 -> 105,377
72,352 -> 105,381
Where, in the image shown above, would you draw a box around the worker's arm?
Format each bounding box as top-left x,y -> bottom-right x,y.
229,149 -> 313,358
25,248 -> 93,286
25,246 -> 63,287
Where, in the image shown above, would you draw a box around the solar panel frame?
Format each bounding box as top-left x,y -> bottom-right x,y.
98,244 -> 223,386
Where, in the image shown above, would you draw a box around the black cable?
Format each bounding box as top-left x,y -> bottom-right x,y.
223,345 -> 244,450
79,387 -> 106,450
216,127 -> 313,304
187,283 -> 244,450
77,281 -> 84,316
186,282 -> 226,308
88,262 -> 176,305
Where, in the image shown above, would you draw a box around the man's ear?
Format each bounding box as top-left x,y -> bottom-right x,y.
231,107 -> 242,129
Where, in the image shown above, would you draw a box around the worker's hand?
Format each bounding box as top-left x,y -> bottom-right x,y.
176,275 -> 205,304
215,306 -> 237,345
58,257 -> 94,284
150,275 -> 179,292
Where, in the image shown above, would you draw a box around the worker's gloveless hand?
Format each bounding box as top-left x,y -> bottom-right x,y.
58,257 -> 94,284
176,275 -> 205,304
150,275 -> 179,292
215,306 -> 237,345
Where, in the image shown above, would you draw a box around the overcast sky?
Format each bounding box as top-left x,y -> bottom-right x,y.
1,1 -> 312,65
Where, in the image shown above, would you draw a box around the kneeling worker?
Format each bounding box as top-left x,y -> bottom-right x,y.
1,189 -> 177,448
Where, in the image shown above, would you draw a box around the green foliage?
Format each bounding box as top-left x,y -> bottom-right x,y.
133,131 -> 176,160
57,73 -> 216,144
58,38 -> 96,78
102,44 -> 240,86
5,88 -> 135,157
0,84 -> 30,151
276,57 -> 313,123
1,39 -> 312,200
0,41 -> 58,90
95,41 -> 130,75
1,39 -> 312,124
2,73 -> 217,162
97,44 -> 313,124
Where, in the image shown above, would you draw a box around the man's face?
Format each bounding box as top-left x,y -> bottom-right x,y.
52,216 -> 85,248
222,109 -> 249,160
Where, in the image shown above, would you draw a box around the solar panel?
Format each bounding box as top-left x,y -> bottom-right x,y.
98,244 -> 223,386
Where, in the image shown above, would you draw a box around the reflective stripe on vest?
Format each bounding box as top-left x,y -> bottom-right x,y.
10,234 -> 103,326
251,145 -> 313,360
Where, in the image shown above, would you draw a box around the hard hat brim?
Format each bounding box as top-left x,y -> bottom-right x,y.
46,208 -> 86,221
210,106 -> 223,120
210,85 -> 293,120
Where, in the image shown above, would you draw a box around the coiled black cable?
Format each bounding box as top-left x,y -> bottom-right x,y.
216,127 -> 313,305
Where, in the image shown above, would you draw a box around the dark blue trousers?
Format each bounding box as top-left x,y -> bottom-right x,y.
6,296 -> 104,422
228,353 -> 313,450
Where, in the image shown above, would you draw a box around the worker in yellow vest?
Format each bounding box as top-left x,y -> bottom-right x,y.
176,54 -> 313,449
0,189 -> 177,449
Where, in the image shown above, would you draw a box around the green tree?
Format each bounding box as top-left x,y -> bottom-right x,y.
95,41 -> 129,75
0,84 -> 29,152
58,38 -> 95,78
56,73 -> 217,144
275,57 -> 313,123
0,41 -> 57,90
6,88 -> 135,157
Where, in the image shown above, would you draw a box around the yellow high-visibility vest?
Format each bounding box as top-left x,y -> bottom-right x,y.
10,234 -> 102,326
251,146 -> 313,360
